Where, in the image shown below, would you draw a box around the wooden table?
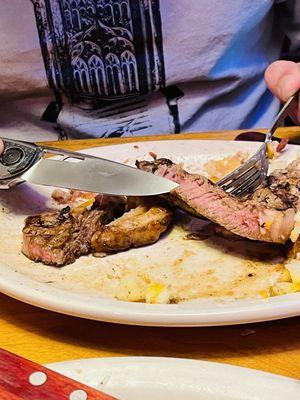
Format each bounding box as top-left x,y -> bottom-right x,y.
1,127 -> 300,379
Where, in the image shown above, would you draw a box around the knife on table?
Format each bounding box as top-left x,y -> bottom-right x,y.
0,348 -> 118,399
0,138 -> 178,196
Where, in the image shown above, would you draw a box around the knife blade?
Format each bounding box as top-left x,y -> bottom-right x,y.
0,348 -> 117,399
22,156 -> 178,196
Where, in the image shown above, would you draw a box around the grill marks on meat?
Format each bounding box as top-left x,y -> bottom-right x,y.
91,205 -> 173,253
22,197 -> 173,266
22,207 -> 113,266
136,158 -> 297,244
249,159 -> 300,210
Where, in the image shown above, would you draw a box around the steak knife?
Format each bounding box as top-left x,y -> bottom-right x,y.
0,348 -> 118,399
0,138 -> 178,196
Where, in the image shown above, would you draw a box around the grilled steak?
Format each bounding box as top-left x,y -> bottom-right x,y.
22,206 -> 114,266
91,205 -> 173,253
22,195 -> 173,265
248,158 -> 300,210
136,158 -> 299,244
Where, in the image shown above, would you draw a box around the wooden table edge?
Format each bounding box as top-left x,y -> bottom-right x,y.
38,127 -> 300,151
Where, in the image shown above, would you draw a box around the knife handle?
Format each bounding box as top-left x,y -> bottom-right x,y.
0,138 -> 42,189
0,387 -> 24,400
0,348 -> 117,400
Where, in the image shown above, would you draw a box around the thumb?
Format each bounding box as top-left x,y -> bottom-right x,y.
265,60 -> 300,102
265,61 -> 300,123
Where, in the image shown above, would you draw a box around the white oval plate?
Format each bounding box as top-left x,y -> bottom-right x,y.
46,356 -> 300,399
1,140 -> 300,327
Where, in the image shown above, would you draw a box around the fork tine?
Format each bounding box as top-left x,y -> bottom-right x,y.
217,144 -> 266,187
231,170 -> 262,196
236,175 -> 263,197
217,143 -> 268,197
230,169 -> 260,195
221,164 -> 260,191
216,92 -> 298,198
217,158 -> 256,186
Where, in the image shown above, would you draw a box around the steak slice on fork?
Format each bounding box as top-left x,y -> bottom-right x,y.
136,158 -> 299,244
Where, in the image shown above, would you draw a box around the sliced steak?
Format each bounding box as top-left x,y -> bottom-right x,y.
22,195 -> 173,265
136,158 -> 298,244
248,158 -> 300,210
22,206 -> 114,266
91,205 -> 173,253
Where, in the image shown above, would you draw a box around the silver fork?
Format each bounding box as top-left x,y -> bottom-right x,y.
217,91 -> 299,197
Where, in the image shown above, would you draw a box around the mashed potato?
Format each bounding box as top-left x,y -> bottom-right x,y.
204,152 -> 249,182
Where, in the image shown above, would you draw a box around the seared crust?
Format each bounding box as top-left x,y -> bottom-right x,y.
91,205 -> 173,253
248,158 -> 300,210
22,207 -> 113,266
22,196 -> 173,265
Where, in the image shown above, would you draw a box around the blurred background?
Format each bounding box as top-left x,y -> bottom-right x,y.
0,1 -> 298,142
0,0 -> 58,141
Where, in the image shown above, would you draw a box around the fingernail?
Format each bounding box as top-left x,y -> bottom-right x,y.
278,74 -> 298,101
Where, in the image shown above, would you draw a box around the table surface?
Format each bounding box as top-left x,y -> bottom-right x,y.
1,127 -> 300,379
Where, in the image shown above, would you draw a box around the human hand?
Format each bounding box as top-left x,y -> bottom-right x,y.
0,140 -> 3,156
265,60 -> 300,123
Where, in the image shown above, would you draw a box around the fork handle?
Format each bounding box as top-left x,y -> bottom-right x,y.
265,90 -> 299,142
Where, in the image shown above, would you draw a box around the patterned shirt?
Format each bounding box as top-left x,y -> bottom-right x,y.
32,0 -> 300,138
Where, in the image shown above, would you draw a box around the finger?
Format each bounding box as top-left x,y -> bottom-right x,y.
264,60 -> 300,102
298,92 -> 300,123
0,140 -> 4,156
